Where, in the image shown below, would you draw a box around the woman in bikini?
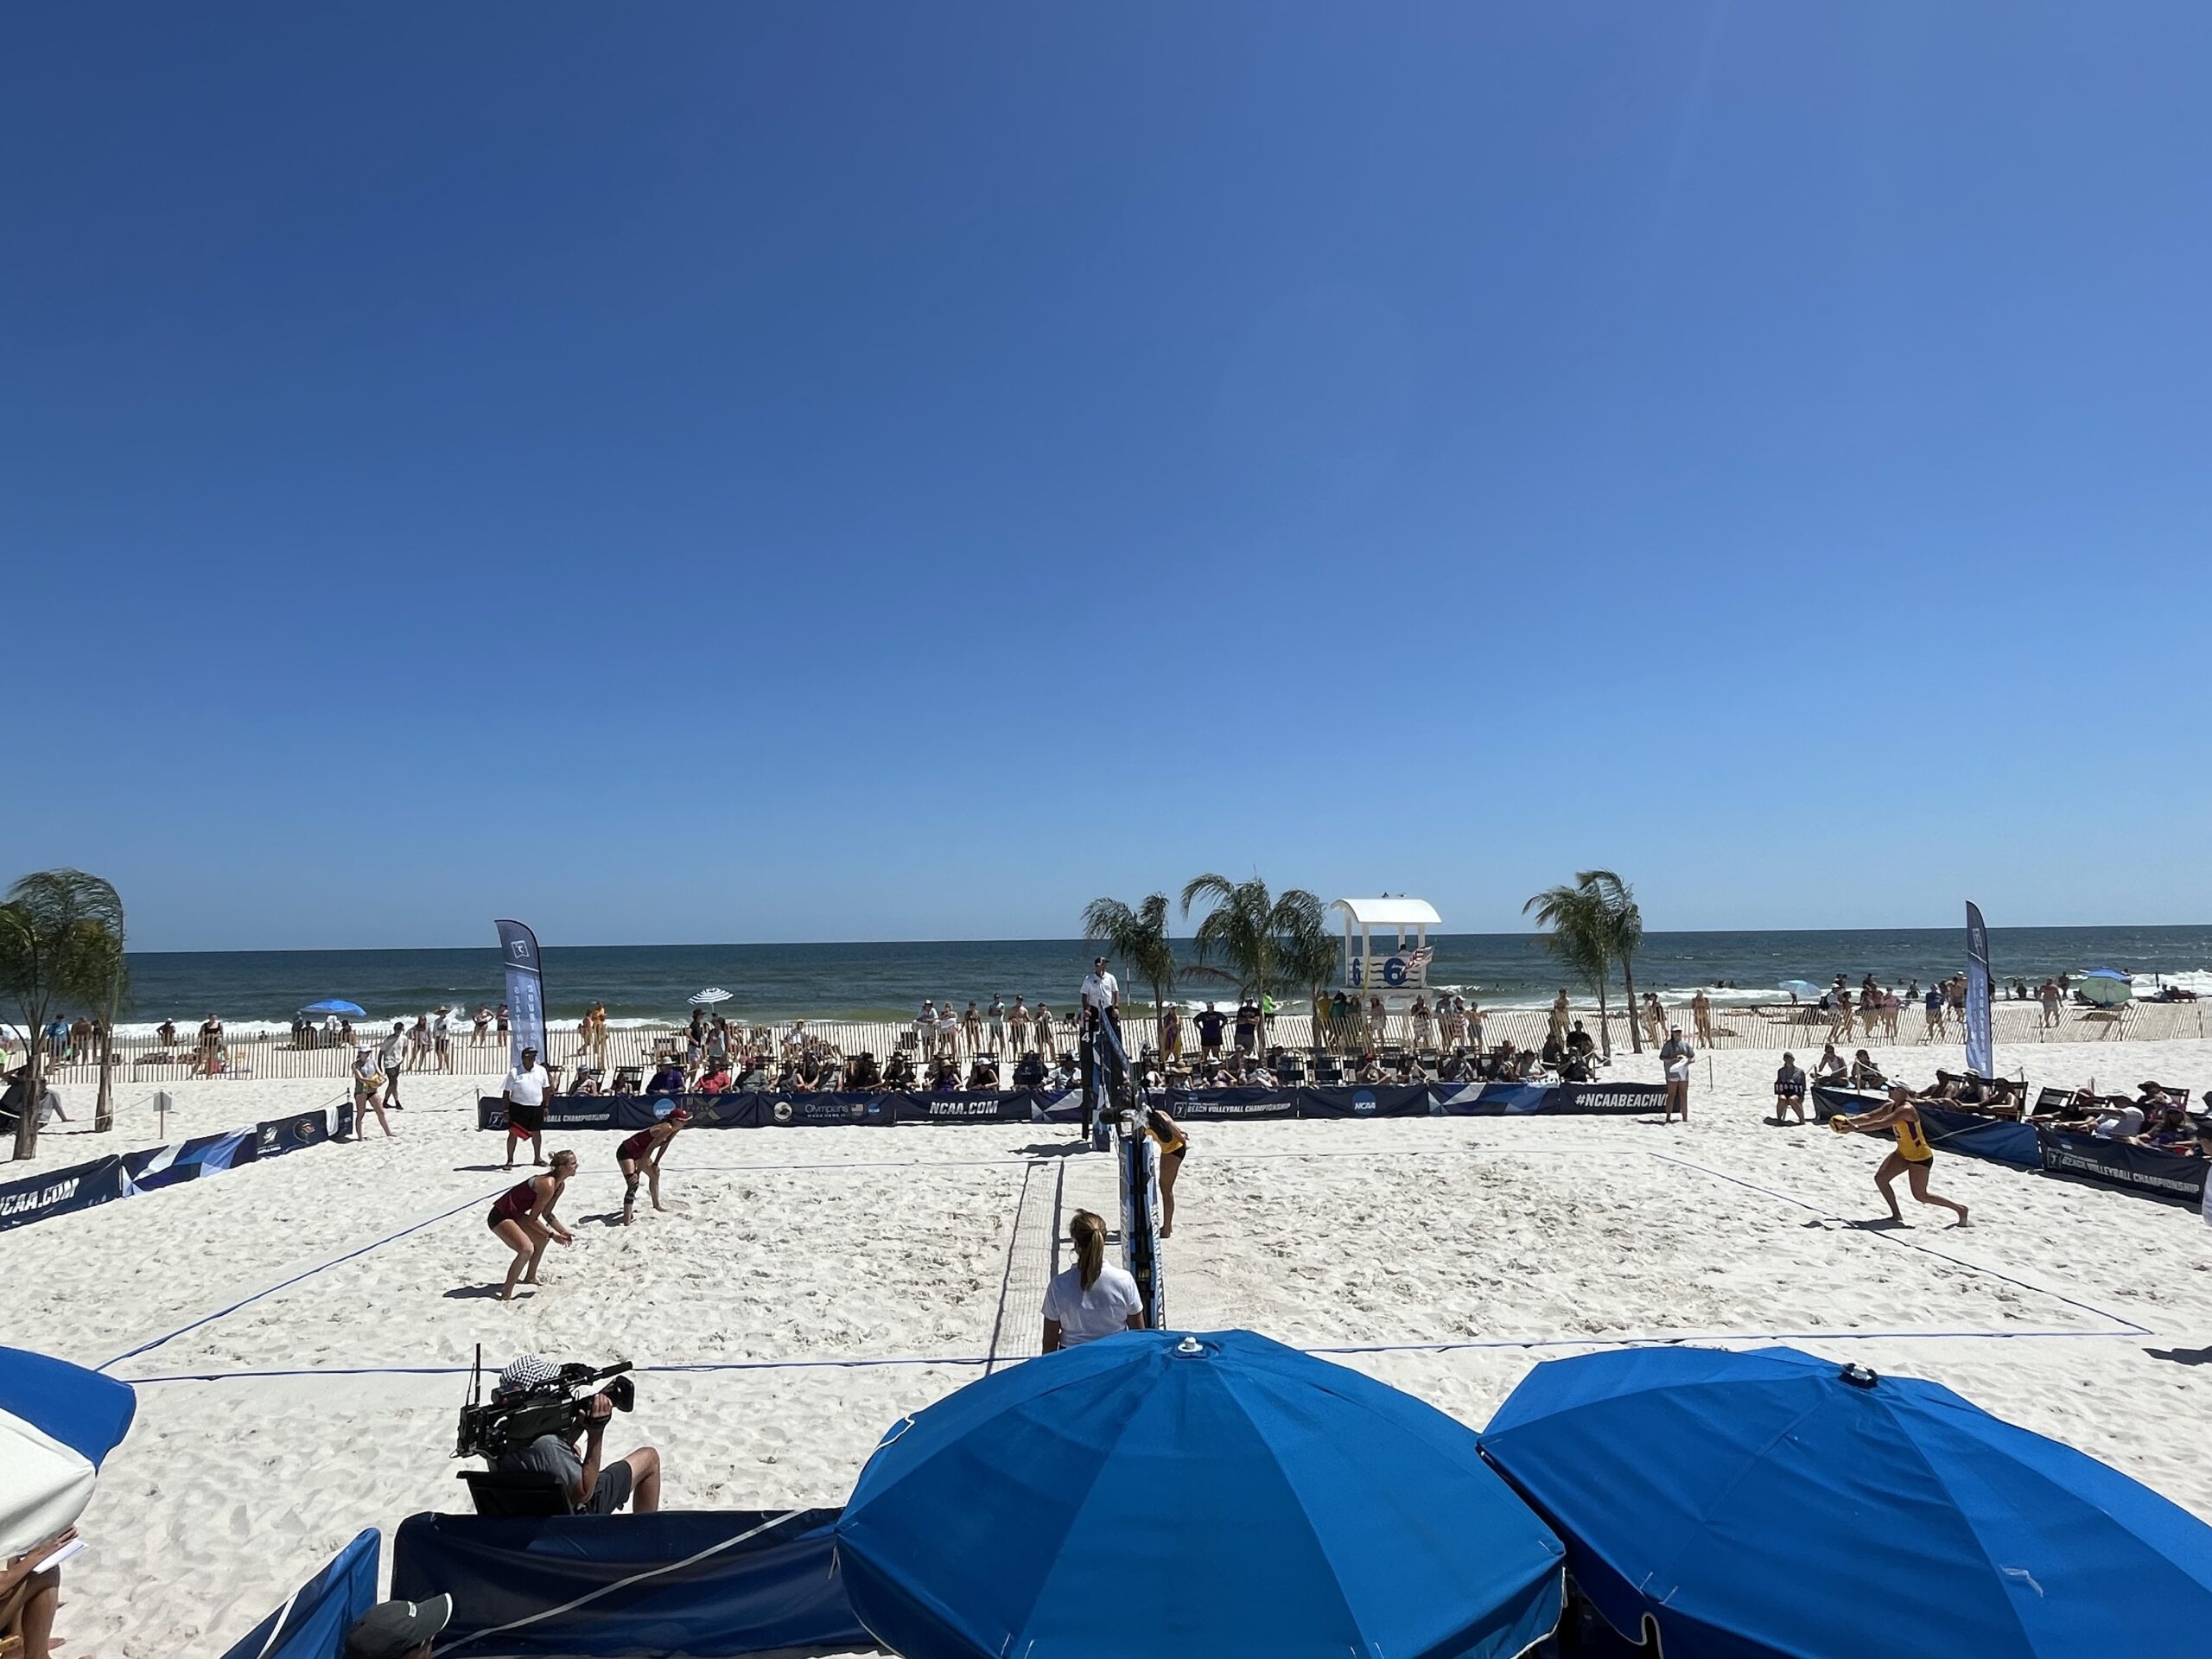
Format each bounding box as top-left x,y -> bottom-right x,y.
1835,1083 -> 1969,1227
1144,1106 -> 1189,1238
617,1109 -> 689,1224
487,1150 -> 578,1300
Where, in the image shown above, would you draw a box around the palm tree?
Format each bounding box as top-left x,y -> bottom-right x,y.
1523,877 -> 1616,1062
0,870 -> 128,1159
1581,870 -> 1645,1055
1081,893 -> 1178,1046
1178,874 -> 1328,1052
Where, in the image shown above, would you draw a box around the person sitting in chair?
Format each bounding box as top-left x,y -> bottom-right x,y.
1011,1050 -> 1046,1089
881,1050 -> 916,1089
486,1355 -> 660,1515
846,1052 -> 881,1090
645,1058 -> 686,1096
966,1055 -> 1001,1090
1847,1050 -> 1885,1090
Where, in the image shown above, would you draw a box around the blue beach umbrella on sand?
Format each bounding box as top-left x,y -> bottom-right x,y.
1777,980 -> 1820,998
836,1328 -> 1566,1659
1478,1345 -> 2212,1658
0,1345 -> 137,1559
299,999 -> 367,1019
2076,968 -> 2133,1007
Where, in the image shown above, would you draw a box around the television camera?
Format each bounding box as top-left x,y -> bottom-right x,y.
454,1344 -> 636,1460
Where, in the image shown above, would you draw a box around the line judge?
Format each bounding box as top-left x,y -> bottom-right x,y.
1078,954 -> 1120,1139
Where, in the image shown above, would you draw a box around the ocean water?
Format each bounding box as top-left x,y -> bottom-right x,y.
89,925 -> 2212,1036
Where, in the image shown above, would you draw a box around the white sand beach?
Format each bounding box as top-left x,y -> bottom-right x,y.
6,1037 -> 2211,1657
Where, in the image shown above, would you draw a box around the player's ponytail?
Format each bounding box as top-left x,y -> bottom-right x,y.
1071,1209 -> 1106,1291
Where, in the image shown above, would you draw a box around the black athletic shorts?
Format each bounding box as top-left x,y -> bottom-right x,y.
506,1099 -> 546,1134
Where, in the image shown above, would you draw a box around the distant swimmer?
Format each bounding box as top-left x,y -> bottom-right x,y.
487,1150 -> 578,1301
617,1109 -> 690,1225
1833,1082 -> 1970,1228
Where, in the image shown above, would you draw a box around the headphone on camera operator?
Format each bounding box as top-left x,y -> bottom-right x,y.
457,1354 -> 663,1515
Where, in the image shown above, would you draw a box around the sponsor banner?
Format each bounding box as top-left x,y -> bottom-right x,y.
1165,1087 -> 1298,1122
1815,1088 -> 2043,1170
0,1155 -> 126,1233
257,1109 -> 331,1158
760,1092 -> 897,1128
1547,1083 -> 1667,1116
1031,1090 -> 1083,1123
476,1096 -> 621,1132
896,1090 -> 1029,1124
2038,1128 -> 2209,1205
1812,1086 -> 1885,1122
610,1093 -> 759,1131
494,918 -> 547,1073
122,1130 -> 259,1193
1916,1102 -> 2041,1169
1965,901 -> 1993,1079
1296,1085 -> 1432,1119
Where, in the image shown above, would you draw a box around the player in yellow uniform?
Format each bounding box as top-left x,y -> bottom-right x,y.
1143,1107 -> 1189,1239
1835,1081 -> 1969,1227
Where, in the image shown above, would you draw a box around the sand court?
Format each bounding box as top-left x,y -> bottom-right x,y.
1162,1140 -> 2133,1351
10,1055 -> 2212,1656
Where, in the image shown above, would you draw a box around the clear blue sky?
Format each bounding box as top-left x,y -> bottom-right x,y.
6,5 -> 2208,950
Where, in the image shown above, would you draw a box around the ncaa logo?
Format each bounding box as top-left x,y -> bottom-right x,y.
772,1101 -> 794,1124
1351,1090 -> 1377,1116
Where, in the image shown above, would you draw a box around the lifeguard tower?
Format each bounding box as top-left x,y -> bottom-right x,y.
1329,897 -> 1440,1008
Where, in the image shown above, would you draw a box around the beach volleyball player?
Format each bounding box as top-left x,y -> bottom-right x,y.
1144,1105 -> 1188,1238
617,1109 -> 689,1224
486,1150 -> 577,1301
1834,1082 -> 1970,1227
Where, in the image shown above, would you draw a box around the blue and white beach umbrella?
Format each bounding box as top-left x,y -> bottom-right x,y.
689,988 -> 733,1007
0,1345 -> 136,1558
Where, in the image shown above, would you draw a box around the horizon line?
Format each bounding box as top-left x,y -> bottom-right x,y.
121,919 -> 2212,957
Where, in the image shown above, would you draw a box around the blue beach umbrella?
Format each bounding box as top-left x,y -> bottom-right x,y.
1777,980 -> 1820,998
299,999 -> 367,1019
2076,968 -> 2133,1007
836,1329 -> 1565,1659
1479,1345 -> 2212,1658
0,1345 -> 137,1558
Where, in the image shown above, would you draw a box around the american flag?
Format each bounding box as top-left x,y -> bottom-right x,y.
1404,945 -> 1434,972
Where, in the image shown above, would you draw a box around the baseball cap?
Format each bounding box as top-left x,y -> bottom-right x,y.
345,1597 -> 451,1659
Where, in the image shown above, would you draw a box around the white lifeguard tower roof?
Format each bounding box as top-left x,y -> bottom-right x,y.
1330,898 -> 1441,929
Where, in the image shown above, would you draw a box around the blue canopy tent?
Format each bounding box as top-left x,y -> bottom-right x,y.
0,1345 -> 137,1559
1479,1345 -> 2212,1657
836,1328 -> 1564,1659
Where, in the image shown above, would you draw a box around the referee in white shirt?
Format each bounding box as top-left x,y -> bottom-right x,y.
1077,956 -> 1120,1139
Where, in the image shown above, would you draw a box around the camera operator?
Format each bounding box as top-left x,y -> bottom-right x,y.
489,1356 -> 662,1514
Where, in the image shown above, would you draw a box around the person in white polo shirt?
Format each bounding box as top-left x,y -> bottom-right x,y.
503,1045 -> 551,1169
1041,1210 -> 1143,1351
